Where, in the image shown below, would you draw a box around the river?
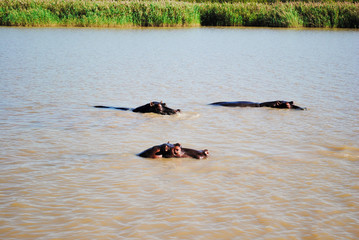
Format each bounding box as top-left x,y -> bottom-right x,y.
0,27 -> 358,239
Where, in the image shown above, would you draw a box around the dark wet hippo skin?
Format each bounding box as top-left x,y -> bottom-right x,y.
138,142 -> 208,159
137,145 -> 163,158
138,142 -> 181,159
94,101 -> 181,115
179,148 -> 209,159
161,142 -> 182,158
210,100 -> 305,110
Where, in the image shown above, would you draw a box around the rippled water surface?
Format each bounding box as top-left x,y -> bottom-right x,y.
1,27 -> 358,239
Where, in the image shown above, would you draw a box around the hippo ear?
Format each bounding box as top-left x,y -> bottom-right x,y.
150,102 -> 154,107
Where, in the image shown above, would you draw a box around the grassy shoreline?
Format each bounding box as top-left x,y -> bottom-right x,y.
0,0 -> 358,28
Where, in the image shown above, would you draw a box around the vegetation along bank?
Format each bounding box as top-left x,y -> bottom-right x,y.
0,0 -> 358,28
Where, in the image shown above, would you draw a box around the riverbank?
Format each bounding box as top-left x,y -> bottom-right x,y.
0,0 -> 358,28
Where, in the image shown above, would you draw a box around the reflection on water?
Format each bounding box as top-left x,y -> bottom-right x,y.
0,27 -> 358,239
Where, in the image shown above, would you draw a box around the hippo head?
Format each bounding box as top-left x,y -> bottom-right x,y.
149,101 -> 181,115
161,142 -> 182,158
272,101 -> 293,109
273,101 -> 305,110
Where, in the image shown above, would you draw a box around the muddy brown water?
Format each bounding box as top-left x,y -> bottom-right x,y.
1,27 -> 358,239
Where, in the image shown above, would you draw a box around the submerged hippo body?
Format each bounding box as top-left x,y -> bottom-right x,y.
210,100 -> 305,110
94,101 -> 180,115
138,142 -> 208,159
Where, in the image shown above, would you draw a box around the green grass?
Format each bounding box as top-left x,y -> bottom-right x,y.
0,0 -> 358,28
199,1 -> 359,27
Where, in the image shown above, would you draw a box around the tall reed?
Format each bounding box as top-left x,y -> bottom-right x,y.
0,0 -> 202,27
0,0 -> 358,28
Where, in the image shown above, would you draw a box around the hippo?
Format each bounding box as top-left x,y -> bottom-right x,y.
94,101 -> 181,115
138,142 -> 209,159
162,142 -> 208,159
138,142 -> 181,159
210,100 -> 305,110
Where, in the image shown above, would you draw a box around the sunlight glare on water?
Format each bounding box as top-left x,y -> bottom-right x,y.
0,27 -> 358,239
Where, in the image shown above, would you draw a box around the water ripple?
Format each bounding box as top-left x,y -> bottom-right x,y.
1,27 -> 358,239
